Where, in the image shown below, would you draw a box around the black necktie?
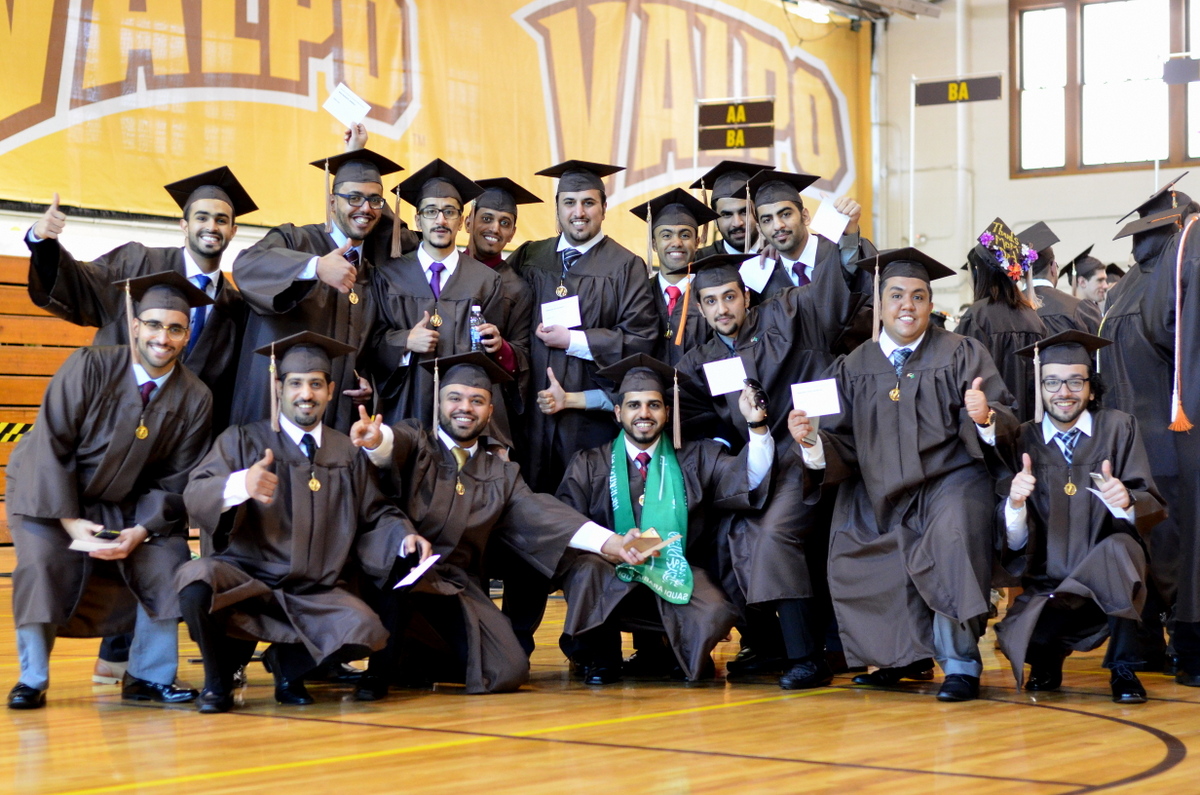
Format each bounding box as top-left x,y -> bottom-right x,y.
300,433 -> 316,462
1055,428 -> 1081,465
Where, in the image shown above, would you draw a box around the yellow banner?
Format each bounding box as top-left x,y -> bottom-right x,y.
1,0 -> 872,247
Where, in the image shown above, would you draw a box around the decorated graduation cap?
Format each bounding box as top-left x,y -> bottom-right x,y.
1017,222 -> 1060,274
689,160 -> 774,204
855,247 -> 956,343
595,353 -> 693,449
535,159 -> 624,195
1016,330 -> 1111,422
163,166 -> 258,218
967,217 -> 1039,302
309,148 -> 404,237
1115,171 -> 1190,225
1113,206 -> 1185,241
254,331 -> 356,431
629,188 -> 720,271
473,177 -> 542,216
418,351 -> 512,437
747,170 -> 820,208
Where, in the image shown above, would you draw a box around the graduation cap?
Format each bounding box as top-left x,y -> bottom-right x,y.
473,177 -> 542,216
163,166 -> 258,218
1115,171 -> 1190,225
1017,222 -> 1060,273
629,189 -> 719,229
117,270 -> 213,317
929,310 -> 949,330
855,248 -> 956,343
688,160 -> 774,204
692,252 -> 756,291
595,353 -> 693,449
1113,206 -> 1184,241
309,148 -> 405,236
1062,245 -> 1103,283
746,170 -> 820,208
1016,330 -> 1111,422
254,331 -> 356,431
394,159 -> 483,208
1106,263 -> 1126,279
418,352 -> 512,437
535,160 -> 624,195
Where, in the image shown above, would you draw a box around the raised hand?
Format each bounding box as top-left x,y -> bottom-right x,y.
537,367 -> 566,415
965,376 -> 991,425
351,404 -> 385,449
343,123 -> 368,151
246,449 -> 278,504
1008,453 -> 1037,509
833,196 -> 862,235
34,193 -> 66,240
316,242 -> 358,294
739,383 -> 768,430
406,310 -> 440,354
1098,459 -> 1131,510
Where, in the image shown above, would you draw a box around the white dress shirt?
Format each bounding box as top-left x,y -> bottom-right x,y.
556,232 -> 606,361
221,415 -> 323,509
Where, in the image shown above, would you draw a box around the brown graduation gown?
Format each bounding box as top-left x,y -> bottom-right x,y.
8,346 -> 213,634
993,409 -> 1164,686
554,439 -> 764,680
380,420 -> 592,693
25,238 -> 245,432
507,235 -> 659,492
176,421 -> 413,663
649,273 -> 711,368
1034,284 -> 1102,336
955,299 -> 1047,423
819,327 -> 1018,670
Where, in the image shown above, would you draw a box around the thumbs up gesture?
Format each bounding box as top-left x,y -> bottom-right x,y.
1097,459 -> 1132,510
316,241 -> 357,294
1008,453 -> 1037,510
537,367 -> 567,415
964,376 -> 991,425
34,193 -> 66,240
351,404 -> 385,450
405,310 -> 440,353
246,448 -> 278,504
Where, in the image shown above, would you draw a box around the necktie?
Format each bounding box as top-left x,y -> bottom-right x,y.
300,433 -> 316,462
635,451 -> 651,477
561,247 -> 582,276
345,248 -> 360,268
429,261 -> 446,300
1055,428 -> 1082,464
186,273 -> 211,356
891,348 -> 913,377
139,381 -> 157,407
791,261 -> 810,287
452,446 -> 470,470
665,285 -> 682,316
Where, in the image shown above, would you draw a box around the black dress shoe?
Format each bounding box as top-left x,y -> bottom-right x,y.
261,646 -> 315,705
354,675 -> 390,702
306,662 -> 365,684
1162,654 -> 1180,676
1175,671 -> 1200,687
622,651 -> 676,679
852,659 -> 934,687
8,683 -> 46,710
726,647 -> 785,676
779,658 -> 833,690
936,674 -> 980,702
121,673 -> 198,704
1025,663 -> 1063,691
196,689 -> 234,714
582,665 -> 622,685
1111,666 -> 1147,704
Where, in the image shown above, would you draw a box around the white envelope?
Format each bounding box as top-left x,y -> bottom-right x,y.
738,253 -> 774,294
394,553 -> 441,589
68,538 -> 120,553
323,82 -> 371,128
790,378 -> 842,417
703,356 -> 748,396
808,198 -> 852,242
1087,488 -> 1130,520
541,295 -> 583,329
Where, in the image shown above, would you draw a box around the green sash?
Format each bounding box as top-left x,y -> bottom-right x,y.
609,431 -> 692,604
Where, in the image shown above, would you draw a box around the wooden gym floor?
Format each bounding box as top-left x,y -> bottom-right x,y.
0,545 -> 1196,795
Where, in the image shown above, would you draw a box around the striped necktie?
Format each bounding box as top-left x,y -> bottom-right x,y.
1054,427 -> 1082,464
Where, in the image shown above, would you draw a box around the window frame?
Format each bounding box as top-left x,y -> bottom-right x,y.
1008,0 -> 1195,178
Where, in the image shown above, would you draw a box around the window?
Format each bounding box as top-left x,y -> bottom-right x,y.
1010,0 -> 1196,176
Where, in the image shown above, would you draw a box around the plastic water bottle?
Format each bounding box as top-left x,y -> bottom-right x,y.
469,305 -> 485,352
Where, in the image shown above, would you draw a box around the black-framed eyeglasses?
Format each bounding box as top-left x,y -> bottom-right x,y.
333,192 -> 386,210
137,318 -> 189,340
1041,376 -> 1089,393
418,205 -> 462,220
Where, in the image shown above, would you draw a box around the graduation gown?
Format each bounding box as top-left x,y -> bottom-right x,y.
818,327 -> 1018,670
993,409 -> 1165,686
487,256 -> 535,410
25,238 -> 245,432
380,420 -> 594,693
230,223 -> 378,432
175,421 -> 413,663
554,439 -> 764,680
649,274 -> 711,367
8,346 -> 213,635
955,299 -> 1047,423
1034,284 -> 1102,336
508,236 -> 659,492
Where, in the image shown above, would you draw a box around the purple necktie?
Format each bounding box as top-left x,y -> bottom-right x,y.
139,381 -> 157,407
429,261 -> 446,300
791,261 -> 810,287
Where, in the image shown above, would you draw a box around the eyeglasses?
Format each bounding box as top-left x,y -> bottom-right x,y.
1041,377 -> 1089,393
418,206 -> 462,221
333,192 -> 387,210
137,319 -> 188,340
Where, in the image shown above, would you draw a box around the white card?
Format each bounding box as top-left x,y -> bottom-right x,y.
323,82 -> 371,128
790,378 -> 842,417
69,538 -> 120,553
541,295 -> 583,329
808,199 -> 852,243
1086,489 -> 1129,520
703,356 -> 748,396
738,253 -> 773,294
394,553 -> 441,589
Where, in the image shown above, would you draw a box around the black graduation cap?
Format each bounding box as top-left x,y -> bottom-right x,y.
393,159 -> 483,208
117,271 -> 213,315
857,247 -> 957,283
929,310 -> 949,329
1062,244 -> 1101,282
254,331 -> 356,377
536,160 -> 624,194
1016,222 -> 1060,254
747,170 -> 820,207
596,353 -> 692,397
1115,171 -> 1190,225
629,189 -> 720,229
473,177 -> 542,215
1106,263 -> 1126,279
689,160 -> 774,203
163,166 -> 258,218
1113,206 -> 1184,240
309,148 -> 404,186
692,252 -> 756,290
420,351 -> 513,388
1016,330 -> 1111,422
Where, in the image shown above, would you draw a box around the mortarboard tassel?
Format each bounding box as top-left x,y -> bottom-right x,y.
1033,342 -> 1044,423
390,190 -> 403,259
1025,266 -> 1036,304
672,370 -> 682,450
269,342 -> 280,433
871,253 -> 881,343
324,158 -> 333,234
699,186 -> 710,247
1170,213 -> 1198,432
674,261 -> 692,348
124,281 -> 138,365
646,205 -> 654,276
432,357 -> 440,432
743,183 -> 752,255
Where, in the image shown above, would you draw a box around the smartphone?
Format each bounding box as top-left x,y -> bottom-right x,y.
1089,472 -> 1107,488
93,528 -> 119,540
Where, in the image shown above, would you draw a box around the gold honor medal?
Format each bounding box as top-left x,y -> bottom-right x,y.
349,290 -> 359,305
135,424 -> 149,440
456,479 -> 465,495
889,387 -> 901,402
638,494 -> 645,506
555,284 -> 568,298
308,476 -> 321,492
1064,481 -> 1077,496
430,313 -> 443,328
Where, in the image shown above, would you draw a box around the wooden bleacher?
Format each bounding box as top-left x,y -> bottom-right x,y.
0,254 -> 94,543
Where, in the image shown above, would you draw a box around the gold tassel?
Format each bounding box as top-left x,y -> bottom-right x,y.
699,186 -> 710,247
324,158 -> 333,234
1033,342 -> 1044,424
1170,213 -> 1198,431
672,370 -> 682,450
124,281 -> 138,365
871,253 -> 881,343
269,342 -> 280,433
646,205 -> 654,274
432,357 -> 441,431
390,189 -> 402,259
673,278 -> 691,347
1025,266 -> 1036,304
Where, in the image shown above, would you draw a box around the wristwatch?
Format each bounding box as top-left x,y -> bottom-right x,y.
976,408 -> 995,428
747,418 -> 769,429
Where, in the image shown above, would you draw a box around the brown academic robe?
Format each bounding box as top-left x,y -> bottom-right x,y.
993,409 -> 1165,687
8,346 -> 212,635
508,235 -> 659,492
175,421 -> 413,663
649,273 -> 711,367
955,300 -> 1047,423
555,439 -> 765,680
819,327 -> 1018,670
485,256 -> 536,410
25,238 -> 245,432
1034,284 -> 1102,336
380,420 -> 593,693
